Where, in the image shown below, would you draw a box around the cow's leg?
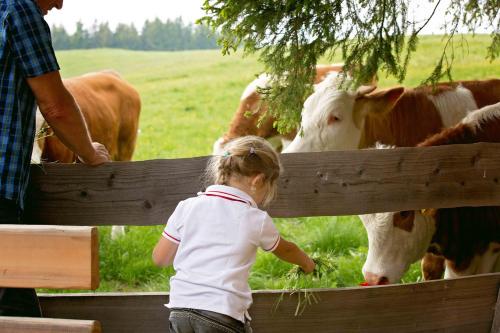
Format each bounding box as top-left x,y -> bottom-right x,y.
421,252 -> 445,280
493,249 -> 500,273
111,225 -> 126,240
281,138 -> 293,151
444,258 -> 478,279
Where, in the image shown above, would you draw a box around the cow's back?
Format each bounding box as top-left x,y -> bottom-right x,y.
360,87 -> 445,148
221,64 -> 346,146
42,71 -> 141,162
359,79 -> 500,149
460,79 -> 500,108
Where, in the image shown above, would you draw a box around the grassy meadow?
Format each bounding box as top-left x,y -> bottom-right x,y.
47,35 -> 499,292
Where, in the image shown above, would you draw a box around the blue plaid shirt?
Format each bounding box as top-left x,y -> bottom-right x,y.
0,0 -> 59,208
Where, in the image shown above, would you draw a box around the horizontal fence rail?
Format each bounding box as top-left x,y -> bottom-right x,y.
0,225 -> 99,289
39,273 -> 500,333
0,317 -> 101,333
26,143 -> 500,226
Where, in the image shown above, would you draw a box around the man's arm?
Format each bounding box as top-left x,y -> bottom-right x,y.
27,71 -> 110,165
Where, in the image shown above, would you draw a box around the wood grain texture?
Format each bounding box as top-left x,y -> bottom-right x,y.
26,143 -> 500,226
492,288 -> 500,333
0,225 -> 99,289
0,317 -> 101,333
39,273 -> 500,333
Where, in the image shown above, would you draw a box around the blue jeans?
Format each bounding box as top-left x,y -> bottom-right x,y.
169,308 -> 251,333
0,198 -> 42,317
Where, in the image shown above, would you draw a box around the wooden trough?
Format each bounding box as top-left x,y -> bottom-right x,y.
23,142 -> 500,332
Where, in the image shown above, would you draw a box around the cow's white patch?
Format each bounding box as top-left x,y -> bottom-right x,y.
240,73 -> 270,101
428,85 -> 478,128
460,101 -> 500,132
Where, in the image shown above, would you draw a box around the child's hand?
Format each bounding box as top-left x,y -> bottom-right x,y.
300,257 -> 316,274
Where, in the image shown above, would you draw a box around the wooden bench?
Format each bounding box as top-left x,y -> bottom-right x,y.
0,225 -> 100,332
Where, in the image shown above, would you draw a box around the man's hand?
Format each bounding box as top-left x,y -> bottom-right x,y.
77,142 -> 111,166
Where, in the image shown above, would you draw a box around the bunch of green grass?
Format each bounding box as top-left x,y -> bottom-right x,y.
274,253 -> 337,316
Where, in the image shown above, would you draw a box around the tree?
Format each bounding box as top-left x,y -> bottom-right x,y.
113,23 -> 140,50
94,22 -> 114,48
71,21 -> 91,49
51,25 -> 71,50
200,0 -> 500,133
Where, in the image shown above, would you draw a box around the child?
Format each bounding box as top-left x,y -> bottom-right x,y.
153,135 -> 315,333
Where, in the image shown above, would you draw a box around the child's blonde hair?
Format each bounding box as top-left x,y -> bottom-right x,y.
205,136 -> 282,206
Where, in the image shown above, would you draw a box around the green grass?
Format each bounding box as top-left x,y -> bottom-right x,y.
41,35 -> 498,293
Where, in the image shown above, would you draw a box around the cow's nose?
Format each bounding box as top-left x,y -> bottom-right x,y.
363,272 -> 389,286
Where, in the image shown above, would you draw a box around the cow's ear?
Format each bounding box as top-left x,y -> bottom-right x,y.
421,208 -> 437,217
393,210 -> 415,232
362,86 -> 405,115
355,85 -> 377,98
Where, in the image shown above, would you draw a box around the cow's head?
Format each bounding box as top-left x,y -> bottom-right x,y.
359,210 -> 436,285
283,75 -> 404,153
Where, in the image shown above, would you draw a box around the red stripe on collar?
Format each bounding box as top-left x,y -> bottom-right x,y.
201,193 -> 249,205
207,190 -> 248,201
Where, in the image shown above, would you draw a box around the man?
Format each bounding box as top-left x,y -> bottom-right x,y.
0,0 -> 111,316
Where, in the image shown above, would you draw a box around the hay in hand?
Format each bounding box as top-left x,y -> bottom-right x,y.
273,253 -> 337,316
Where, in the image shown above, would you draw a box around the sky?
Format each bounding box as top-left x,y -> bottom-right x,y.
44,1 -> 487,35
45,0 -> 206,33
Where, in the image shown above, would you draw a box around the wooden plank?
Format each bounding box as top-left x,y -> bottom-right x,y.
0,225 -> 99,289
492,288 -> 500,333
0,317 -> 101,333
39,273 -> 500,333
26,143 -> 500,226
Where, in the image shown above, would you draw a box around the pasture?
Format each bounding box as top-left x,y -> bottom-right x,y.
48,34 -> 499,292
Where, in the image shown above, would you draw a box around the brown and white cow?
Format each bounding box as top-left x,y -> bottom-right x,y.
32,71 -> 141,239
360,102 -> 500,285
282,75 -> 500,153
212,64 -> 347,155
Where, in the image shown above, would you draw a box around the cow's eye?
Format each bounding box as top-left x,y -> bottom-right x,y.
328,114 -> 340,125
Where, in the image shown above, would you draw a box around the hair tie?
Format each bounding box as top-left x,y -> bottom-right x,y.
222,151 -> 231,158
249,147 -> 256,155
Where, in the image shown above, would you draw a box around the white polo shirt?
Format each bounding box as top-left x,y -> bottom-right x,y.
163,184 -> 280,322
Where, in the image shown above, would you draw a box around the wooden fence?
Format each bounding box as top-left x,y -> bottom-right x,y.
25,143 -> 500,332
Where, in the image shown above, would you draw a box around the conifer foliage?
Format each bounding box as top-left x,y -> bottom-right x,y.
200,0 -> 499,132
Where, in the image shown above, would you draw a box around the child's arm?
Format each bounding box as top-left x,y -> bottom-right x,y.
152,237 -> 178,267
272,238 -> 315,273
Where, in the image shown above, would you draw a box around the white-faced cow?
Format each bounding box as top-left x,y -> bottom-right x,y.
32,71 -> 141,239
283,74 -> 500,153
212,64 -> 347,155
360,102 -> 500,285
